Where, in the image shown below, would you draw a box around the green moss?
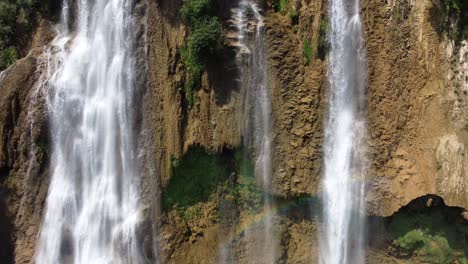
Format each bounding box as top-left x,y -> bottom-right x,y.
180,0 -> 222,106
163,147 -> 230,209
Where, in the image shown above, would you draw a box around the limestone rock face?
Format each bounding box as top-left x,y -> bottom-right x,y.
0,19 -> 55,264
362,0 -> 468,216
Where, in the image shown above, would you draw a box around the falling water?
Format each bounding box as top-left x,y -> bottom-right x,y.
320,0 -> 367,263
232,0 -> 277,263
35,0 -> 144,263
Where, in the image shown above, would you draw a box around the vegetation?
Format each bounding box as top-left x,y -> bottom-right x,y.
162,146 -> 266,221
463,123 -> 468,132
317,19 -> 329,60
302,39 -> 313,65
0,47 -> 17,70
180,0 -> 222,106
163,147 -> 230,210
233,149 -> 263,214
274,0 -> 289,13
0,0 -> 41,70
386,203 -> 468,263
289,10 -> 299,25
301,19 -> 328,62
395,230 -> 459,264
270,0 -> 289,13
441,0 -> 467,42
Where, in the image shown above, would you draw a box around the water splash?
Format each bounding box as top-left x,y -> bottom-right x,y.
35,0 -> 145,263
320,0 -> 367,263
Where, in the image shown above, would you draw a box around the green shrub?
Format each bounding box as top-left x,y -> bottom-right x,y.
395,229 -> 425,252
395,230 -> 455,264
181,0 -> 216,25
180,0 -> 222,106
303,39 -> 313,65
0,47 -> 18,69
387,208 -> 468,263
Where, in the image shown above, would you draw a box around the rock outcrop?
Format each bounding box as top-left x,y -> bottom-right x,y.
0,19 -> 55,264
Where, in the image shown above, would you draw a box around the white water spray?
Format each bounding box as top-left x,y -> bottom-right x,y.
320,0 -> 367,263
35,0 -> 144,263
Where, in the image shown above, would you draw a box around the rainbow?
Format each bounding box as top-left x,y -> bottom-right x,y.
219,196 -> 320,247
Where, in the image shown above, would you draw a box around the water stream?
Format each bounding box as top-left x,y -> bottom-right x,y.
320,0 -> 367,263
35,0 -> 144,263
231,0 -> 277,263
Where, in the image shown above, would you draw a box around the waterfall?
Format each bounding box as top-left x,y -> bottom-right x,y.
231,1 -> 277,263
320,0 -> 367,263
35,0 -> 144,263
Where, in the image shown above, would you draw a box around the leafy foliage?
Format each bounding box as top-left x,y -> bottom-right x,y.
162,146 -> 265,221
180,0 -> 222,106
0,0 -> 40,70
163,147 -> 230,210
395,230 -> 461,264
0,46 -> 17,69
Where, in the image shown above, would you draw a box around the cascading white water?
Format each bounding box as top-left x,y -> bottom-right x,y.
232,1 -> 277,263
320,0 -> 367,263
35,0 -> 144,263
